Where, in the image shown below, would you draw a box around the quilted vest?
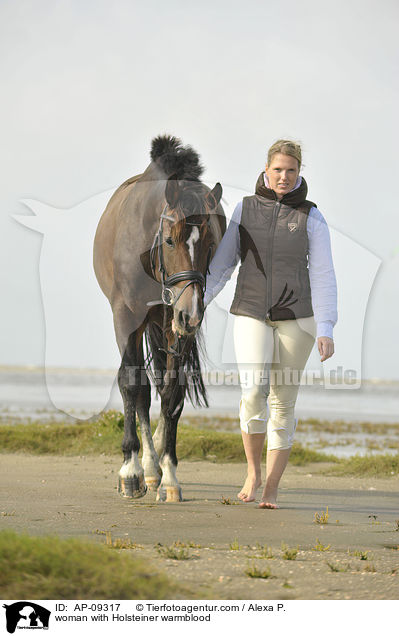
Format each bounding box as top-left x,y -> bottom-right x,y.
230,173 -> 316,321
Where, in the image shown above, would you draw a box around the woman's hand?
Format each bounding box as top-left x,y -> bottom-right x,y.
317,336 -> 334,362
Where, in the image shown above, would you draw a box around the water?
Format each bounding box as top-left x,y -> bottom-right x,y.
1,367 -> 398,458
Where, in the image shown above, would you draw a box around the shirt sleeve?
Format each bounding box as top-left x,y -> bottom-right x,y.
203,201 -> 242,307
307,207 -> 338,340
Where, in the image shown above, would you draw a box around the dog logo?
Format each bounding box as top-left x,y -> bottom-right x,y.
288,222 -> 297,233
2,602 -> 51,633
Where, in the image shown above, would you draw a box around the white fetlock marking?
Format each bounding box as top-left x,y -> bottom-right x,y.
142,451 -> 160,479
142,435 -> 161,478
153,418 -> 166,456
159,454 -> 178,487
119,451 -> 142,478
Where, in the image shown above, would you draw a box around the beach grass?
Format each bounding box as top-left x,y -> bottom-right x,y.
0,530 -> 191,599
327,453 -> 399,477
0,411 -> 398,475
0,410 -> 336,464
299,418 -> 399,436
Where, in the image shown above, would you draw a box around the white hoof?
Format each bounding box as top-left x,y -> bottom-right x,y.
156,485 -> 183,502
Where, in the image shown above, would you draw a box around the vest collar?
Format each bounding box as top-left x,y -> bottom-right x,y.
255,171 -> 309,208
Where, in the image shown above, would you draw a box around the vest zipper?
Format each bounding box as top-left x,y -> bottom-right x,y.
266,201 -> 281,320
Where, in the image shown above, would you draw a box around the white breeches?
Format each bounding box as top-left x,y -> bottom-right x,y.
233,315 -> 316,450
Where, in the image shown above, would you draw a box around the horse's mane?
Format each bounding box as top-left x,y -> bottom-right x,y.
150,135 -> 204,181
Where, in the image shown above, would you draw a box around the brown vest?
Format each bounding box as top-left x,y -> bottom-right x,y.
230,173 -> 316,321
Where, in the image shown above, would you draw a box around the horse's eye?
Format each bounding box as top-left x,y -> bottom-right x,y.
165,237 -> 174,247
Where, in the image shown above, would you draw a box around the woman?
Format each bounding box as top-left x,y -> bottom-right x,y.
204,139 -> 337,509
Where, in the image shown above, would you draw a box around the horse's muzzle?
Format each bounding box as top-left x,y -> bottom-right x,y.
174,308 -> 203,336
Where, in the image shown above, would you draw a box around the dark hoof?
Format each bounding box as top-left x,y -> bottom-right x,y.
156,485 -> 183,502
118,474 -> 147,498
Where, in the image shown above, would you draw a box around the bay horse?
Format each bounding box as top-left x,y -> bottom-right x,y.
93,135 -> 225,502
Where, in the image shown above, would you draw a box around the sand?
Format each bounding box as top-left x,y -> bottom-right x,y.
1,454 -> 398,600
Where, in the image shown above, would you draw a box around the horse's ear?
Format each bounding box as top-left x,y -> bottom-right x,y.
165,175 -> 180,208
206,182 -> 223,209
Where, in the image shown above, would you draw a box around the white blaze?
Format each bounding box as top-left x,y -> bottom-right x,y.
186,226 -> 200,317
186,226 -> 199,263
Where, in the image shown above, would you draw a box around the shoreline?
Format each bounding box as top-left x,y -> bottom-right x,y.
1,364 -> 399,384
1,366 -> 399,459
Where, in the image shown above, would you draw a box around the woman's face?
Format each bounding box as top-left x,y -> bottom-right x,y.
265,152 -> 300,200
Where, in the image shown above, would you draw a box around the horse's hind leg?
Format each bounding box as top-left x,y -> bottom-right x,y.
157,362 -> 185,503
117,331 -> 147,498
152,413 -> 166,458
136,344 -> 162,491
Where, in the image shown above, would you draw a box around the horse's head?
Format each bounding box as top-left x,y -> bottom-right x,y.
157,176 -> 222,336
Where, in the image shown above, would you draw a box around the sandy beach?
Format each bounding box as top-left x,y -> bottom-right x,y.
1,454 -> 398,600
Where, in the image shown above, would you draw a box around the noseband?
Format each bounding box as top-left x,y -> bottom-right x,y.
149,204 -> 211,307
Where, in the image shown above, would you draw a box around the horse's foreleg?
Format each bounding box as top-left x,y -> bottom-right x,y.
152,413 -> 166,457
117,341 -> 147,499
157,366 -> 185,503
136,370 -> 162,491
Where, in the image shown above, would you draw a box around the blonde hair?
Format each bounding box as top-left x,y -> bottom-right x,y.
267,139 -> 302,169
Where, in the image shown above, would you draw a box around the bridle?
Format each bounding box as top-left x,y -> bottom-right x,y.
149,204 -> 212,307
147,198 -> 214,388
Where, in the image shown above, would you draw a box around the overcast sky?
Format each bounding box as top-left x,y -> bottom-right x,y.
1,0 -> 398,379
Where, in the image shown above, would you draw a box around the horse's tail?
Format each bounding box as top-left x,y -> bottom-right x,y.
144,322 -> 209,408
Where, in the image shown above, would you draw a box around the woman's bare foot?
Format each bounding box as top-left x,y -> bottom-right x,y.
258,484 -> 279,509
237,475 -> 262,502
